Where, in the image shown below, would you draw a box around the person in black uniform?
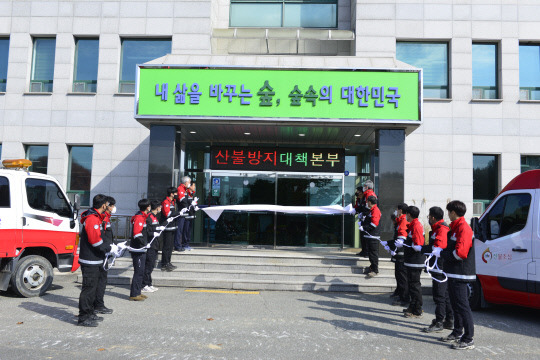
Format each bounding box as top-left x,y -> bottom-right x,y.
386,203 -> 410,307
421,206 -> 454,333
142,200 -> 162,293
180,182 -> 198,251
160,187 -> 178,271
129,199 -> 151,301
78,194 -> 116,327
93,196 -> 116,315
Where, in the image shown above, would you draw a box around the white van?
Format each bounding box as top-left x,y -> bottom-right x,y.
471,169 -> 540,309
0,159 -> 80,297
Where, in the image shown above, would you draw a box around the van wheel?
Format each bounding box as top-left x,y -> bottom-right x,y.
10,255 -> 54,298
468,278 -> 483,311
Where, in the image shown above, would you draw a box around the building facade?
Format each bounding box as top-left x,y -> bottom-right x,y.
1,1 -> 539,247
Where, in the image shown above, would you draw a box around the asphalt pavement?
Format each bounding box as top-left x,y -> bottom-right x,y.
1,273 -> 539,360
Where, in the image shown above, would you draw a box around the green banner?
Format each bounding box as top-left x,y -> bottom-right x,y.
136,67 -> 420,121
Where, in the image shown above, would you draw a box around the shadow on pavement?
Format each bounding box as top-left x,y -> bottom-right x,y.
18,302 -> 77,325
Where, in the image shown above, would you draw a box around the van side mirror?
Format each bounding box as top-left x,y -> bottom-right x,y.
73,193 -> 81,211
471,217 -> 487,242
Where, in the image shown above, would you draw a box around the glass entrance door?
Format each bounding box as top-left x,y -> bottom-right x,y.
276,174 -> 343,247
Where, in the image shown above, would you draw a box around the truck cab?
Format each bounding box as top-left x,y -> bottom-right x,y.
472,169 -> 540,309
0,159 -> 80,297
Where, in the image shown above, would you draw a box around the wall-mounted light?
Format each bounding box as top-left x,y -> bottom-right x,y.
244,132 -> 251,135
299,134 -> 305,137
189,131 -> 196,134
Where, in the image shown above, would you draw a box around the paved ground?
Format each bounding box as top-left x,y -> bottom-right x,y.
1,273 -> 539,360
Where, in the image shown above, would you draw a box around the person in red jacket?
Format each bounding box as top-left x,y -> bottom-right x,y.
352,180 -> 377,257
421,206 -> 453,333
129,199 -> 151,301
160,187 -> 178,271
439,200 -> 476,350
360,196 -> 381,277
174,176 -> 191,251
386,203 -> 410,306
77,194 -> 116,327
399,205 -> 425,318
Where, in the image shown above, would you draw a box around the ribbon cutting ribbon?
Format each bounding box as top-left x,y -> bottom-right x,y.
103,207 -> 192,270
424,253 -> 448,283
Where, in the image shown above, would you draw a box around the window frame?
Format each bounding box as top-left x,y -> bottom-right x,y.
25,178 -> 72,218
396,40 -> 450,99
67,145 -> 93,207
30,37 -> 56,93
521,154 -> 540,173
472,41 -> 500,100
519,43 -> 540,101
119,37 -> 172,93
482,192 -> 532,241
0,37 -> 9,92
73,37 -> 99,93
25,144 -> 49,175
229,0 -> 339,29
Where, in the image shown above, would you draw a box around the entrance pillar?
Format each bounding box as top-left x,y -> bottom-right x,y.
147,125 -> 181,200
375,129 -> 405,242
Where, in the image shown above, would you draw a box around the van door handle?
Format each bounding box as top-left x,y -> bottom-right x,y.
22,217 -> 26,226
512,248 -> 527,252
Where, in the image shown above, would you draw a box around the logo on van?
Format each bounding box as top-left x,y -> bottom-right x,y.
482,248 -> 493,263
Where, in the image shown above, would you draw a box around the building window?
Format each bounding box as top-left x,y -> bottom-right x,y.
119,38 -> 171,93
67,146 -> 93,206
229,0 -> 337,28
519,44 -> 540,100
473,154 -> 499,215
30,37 -> 56,92
73,38 -> 99,93
25,145 -> 49,174
0,38 -> 9,92
396,41 -> 449,99
521,155 -> 540,172
472,43 -> 498,99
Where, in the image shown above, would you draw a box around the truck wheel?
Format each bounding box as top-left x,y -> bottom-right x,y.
468,278 -> 483,311
10,255 -> 54,298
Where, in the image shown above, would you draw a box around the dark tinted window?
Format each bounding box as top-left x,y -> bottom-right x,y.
500,194 -> 531,237
484,193 -> 531,240
0,176 -> 9,207
25,178 -> 71,218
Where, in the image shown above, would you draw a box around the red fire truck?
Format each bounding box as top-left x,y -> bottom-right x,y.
0,159 -> 80,297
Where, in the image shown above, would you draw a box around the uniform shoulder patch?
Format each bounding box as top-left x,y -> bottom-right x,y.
94,224 -> 99,229
139,223 -> 143,226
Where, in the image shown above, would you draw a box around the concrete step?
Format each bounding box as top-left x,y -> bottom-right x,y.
103,275 -> 432,294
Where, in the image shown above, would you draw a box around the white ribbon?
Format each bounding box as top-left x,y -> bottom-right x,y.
103,209 -> 190,271
424,254 -> 448,283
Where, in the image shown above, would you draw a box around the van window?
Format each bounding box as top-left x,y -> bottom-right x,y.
25,178 -> 72,218
0,176 -> 9,207
484,193 -> 531,240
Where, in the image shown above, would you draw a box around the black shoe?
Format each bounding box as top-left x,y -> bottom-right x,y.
439,332 -> 462,343
90,314 -> 104,322
94,307 -> 113,315
422,319 -> 444,333
77,318 -> 99,327
357,251 -> 367,257
403,307 -> 413,313
443,318 -> 454,330
167,263 -> 178,270
390,292 -> 399,298
452,340 -> 475,350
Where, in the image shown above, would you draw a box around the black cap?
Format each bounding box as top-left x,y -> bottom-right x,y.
356,186 -> 363,191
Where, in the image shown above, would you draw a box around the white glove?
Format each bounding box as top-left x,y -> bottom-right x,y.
117,241 -> 127,250
180,208 -> 188,215
395,239 -> 404,248
384,245 -> 390,252
194,206 -> 200,211
390,251 -> 396,256
167,217 -> 175,223
432,246 -> 443,258
381,241 -> 387,247
192,197 -> 198,206
358,224 -> 364,232
348,206 -> 356,215
109,244 -> 118,255
413,245 -> 422,252
154,232 -> 161,238
156,226 -> 165,231
145,243 -> 151,249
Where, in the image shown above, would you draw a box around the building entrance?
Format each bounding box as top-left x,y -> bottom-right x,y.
193,171 -> 350,247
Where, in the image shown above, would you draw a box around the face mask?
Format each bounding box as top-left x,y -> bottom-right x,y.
393,210 -> 398,217
111,206 -> 117,214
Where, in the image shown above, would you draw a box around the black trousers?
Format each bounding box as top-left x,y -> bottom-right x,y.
143,248 -> 158,287
433,278 -> 454,322
182,219 -> 192,248
394,257 -> 409,302
174,217 -> 186,249
130,252 -> 146,297
406,267 -> 423,314
448,280 -> 475,342
367,238 -> 379,273
93,264 -> 108,309
161,230 -> 174,266
78,265 -> 100,320
360,232 -> 367,253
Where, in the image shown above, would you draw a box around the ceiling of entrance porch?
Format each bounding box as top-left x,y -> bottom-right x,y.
176,124 -> 377,146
